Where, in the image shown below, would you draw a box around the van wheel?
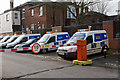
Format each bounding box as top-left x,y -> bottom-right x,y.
42,49 -> 47,54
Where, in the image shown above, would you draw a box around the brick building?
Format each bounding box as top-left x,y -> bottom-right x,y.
103,20 -> 120,52
15,2 -> 67,32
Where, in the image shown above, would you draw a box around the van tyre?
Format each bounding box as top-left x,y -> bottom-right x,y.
42,49 -> 47,54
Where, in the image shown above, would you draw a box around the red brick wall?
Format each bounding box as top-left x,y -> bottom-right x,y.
52,26 -> 62,32
21,4 -> 47,30
21,4 -> 67,31
103,21 -> 120,52
46,5 -> 67,28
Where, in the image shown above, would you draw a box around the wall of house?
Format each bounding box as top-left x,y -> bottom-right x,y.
21,4 -> 47,31
0,11 -> 13,34
103,20 -> 120,52
118,1 -> 120,15
12,11 -> 21,25
0,15 -> 2,33
21,3 -> 67,32
46,5 -> 67,28
0,10 -> 20,34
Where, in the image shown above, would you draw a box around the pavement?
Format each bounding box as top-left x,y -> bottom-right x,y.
0,51 -> 119,79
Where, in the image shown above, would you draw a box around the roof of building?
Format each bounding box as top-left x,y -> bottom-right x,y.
85,11 -> 108,17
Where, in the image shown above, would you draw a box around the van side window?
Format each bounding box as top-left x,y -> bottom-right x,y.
47,36 -> 55,43
20,37 -> 28,43
86,35 -> 93,45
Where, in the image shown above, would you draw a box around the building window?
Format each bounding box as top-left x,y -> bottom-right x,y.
31,9 -> 34,16
42,24 -> 44,29
67,9 -> 71,18
31,24 -> 34,30
15,13 -> 18,19
22,25 -> 25,32
6,14 -> 10,21
22,9 -> 25,19
38,26 -> 41,30
39,6 -> 43,16
67,6 -> 76,19
26,27 -> 29,31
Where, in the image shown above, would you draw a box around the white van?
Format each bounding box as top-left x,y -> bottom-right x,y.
0,36 -> 4,41
6,34 -> 41,48
57,29 -> 109,59
31,32 -> 69,54
0,35 -> 19,48
0,36 -> 11,43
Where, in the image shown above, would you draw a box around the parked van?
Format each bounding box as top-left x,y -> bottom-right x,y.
6,34 -> 41,48
14,38 -> 39,51
0,36 -> 11,43
57,29 -> 109,59
31,32 -> 69,54
0,36 -> 4,41
0,35 -> 19,48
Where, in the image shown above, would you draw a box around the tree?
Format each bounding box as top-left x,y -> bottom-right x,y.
90,0 -> 111,15
61,0 -> 96,25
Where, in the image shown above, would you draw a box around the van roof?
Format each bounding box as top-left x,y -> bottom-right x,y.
46,32 -> 68,36
77,30 -> 106,34
19,34 -> 40,37
25,34 -> 41,36
52,32 -> 68,35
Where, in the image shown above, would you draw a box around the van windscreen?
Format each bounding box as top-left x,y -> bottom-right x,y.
14,36 -> 24,43
37,34 -> 50,43
0,36 -> 10,42
66,33 -> 86,44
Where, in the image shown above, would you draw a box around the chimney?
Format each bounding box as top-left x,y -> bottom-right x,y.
85,7 -> 89,14
10,0 -> 14,9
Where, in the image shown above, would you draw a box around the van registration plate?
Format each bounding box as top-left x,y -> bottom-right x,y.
59,52 -> 64,55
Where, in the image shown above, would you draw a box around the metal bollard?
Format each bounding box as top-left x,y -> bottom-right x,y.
104,46 -> 108,59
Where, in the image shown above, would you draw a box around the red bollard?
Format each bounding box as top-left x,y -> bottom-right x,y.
73,40 -> 92,65
77,40 -> 87,61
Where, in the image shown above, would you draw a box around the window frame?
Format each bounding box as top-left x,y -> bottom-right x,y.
22,8 -> 25,19
86,35 -> 93,45
6,14 -> 10,21
47,36 -> 55,43
67,6 -> 76,19
14,13 -> 18,19
31,24 -> 34,30
31,9 -> 34,16
39,6 -> 43,16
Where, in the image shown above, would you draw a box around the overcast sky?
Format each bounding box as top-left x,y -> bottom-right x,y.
0,0 -> 119,16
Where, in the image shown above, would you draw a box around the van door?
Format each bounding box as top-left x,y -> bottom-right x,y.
47,36 -> 56,50
86,35 -> 94,54
20,37 -> 28,43
47,36 -> 55,45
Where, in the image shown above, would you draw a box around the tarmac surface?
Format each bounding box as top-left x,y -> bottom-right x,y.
0,51 -> 119,79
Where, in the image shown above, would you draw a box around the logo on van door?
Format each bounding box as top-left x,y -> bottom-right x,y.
94,33 -> 107,42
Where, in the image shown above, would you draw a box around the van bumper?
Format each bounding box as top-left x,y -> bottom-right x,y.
57,52 -> 77,59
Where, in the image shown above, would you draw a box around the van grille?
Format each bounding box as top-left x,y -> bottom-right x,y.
58,49 -> 67,52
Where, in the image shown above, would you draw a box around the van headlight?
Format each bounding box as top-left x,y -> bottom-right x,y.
2,44 -> 5,46
67,48 -> 77,52
67,48 -> 73,52
7,44 -> 14,47
14,46 -> 20,49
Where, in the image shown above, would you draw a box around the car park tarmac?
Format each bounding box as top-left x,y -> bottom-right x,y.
1,51 -> 119,79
